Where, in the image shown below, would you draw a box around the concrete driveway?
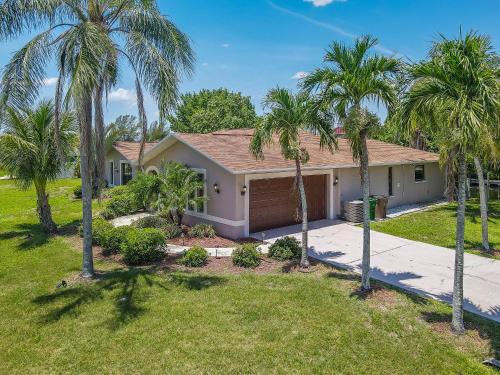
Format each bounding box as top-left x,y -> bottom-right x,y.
253,219 -> 500,323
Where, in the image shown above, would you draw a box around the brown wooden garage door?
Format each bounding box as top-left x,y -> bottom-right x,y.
249,174 -> 326,233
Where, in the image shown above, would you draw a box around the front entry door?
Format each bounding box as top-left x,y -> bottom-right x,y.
121,163 -> 132,185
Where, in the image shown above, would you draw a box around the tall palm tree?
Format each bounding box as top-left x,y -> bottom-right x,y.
0,0 -> 194,278
250,88 -> 337,269
303,36 -> 399,288
0,100 -> 75,233
402,31 -> 499,334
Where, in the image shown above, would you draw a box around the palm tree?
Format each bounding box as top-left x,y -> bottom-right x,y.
250,88 -> 337,269
303,36 -> 399,288
402,31 -> 499,334
0,0 -> 194,278
0,100 -> 75,233
155,162 -> 206,226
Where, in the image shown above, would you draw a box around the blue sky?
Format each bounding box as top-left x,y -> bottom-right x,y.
1,0 -> 499,123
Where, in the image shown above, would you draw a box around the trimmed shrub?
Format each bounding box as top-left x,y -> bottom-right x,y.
101,226 -> 136,255
77,217 -> 113,245
108,185 -> 129,197
127,173 -> 159,210
121,228 -> 166,265
73,184 -> 98,199
133,215 -> 171,230
180,245 -> 209,267
232,243 -> 261,268
188,223 -> 216,238
102,194 -> 138,219
164,223 -> 182,239
268,236 -> 302,261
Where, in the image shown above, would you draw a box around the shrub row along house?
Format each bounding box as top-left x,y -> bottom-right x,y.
106,128 -> 443,239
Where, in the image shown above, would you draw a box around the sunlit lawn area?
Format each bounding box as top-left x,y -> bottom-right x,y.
0,179 -> 499,374
371,197 -> 500,259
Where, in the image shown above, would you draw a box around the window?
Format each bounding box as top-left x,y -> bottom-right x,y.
388,167 -> 393,196
414,164 -> 425,182
121,162 -> 133,185
109,161 -> 114,185
187,171 -> 206,214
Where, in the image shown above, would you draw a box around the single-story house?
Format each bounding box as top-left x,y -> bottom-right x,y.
105,129 -> 444,239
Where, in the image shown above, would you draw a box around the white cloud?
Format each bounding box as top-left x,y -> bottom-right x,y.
221,43 -> 231,48
108,88 -> 136,103
43,77 -> 58,86
304,0 -> 346,6
292,71 -> 309,79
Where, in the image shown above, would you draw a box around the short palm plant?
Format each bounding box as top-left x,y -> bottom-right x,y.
155,162 -> 207,226
250,88 -> 337,269
402,31 -> 499,333
303,36 -> 399,288
0,100 -> 76,233
0,0 -> 194,278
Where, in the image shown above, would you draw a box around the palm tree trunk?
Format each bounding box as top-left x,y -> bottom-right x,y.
35,180 -> 57,234
94,82 -> 105,201
452,151 -> 466,334
473,157 -> 489,251
444,154 -> 457,202
79,94 -> 94,278
360,131 -> 371,290
295,158 -> 309,269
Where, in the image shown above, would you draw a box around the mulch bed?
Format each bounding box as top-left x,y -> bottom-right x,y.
167,235 -> 261,248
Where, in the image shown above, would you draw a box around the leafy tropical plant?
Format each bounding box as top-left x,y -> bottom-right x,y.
401,31 -> 499,333
188,223 -> 216,238
250,88 -> 337,269
0,100 -> 76,233
168,88 -> 258,133
302,35 -> 399,287
155,162 -> 207,225
0,0 -> 194,278
127,173 -> 160,211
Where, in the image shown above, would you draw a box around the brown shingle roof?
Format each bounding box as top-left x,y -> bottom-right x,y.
113,141 -> 158,161
174,129 -> 439,173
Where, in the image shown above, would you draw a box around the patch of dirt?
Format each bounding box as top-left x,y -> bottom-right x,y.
167,235 -> 261,248
476,248 -> 500,258
351,286 -> 400,310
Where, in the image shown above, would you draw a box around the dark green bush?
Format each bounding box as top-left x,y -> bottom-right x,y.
188,223 -> 216,238
268,236 -> 302,261
133,215 -> 171,229
121,228 -> 166,265
108,185 -> 129,197
101,226 -> 136,255
180,245 -> 209,267
164,223 -> 182,239
102,194 -> 138,219
232,243 -> 261,268
78,217 -> 113,245
73,184 -> 98,199
127,173 -> 159,210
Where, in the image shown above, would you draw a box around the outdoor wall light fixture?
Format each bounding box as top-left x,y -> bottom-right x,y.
334,176 -> 339,186
214,183 -> 220,194
241,185 -> 247,195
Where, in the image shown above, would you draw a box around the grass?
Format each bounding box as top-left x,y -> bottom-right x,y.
0,179 -> 499,374
371,197 -> 499,259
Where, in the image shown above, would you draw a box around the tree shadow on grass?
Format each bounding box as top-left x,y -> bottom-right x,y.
0,220 -> 81,250
32,268 -> 227,330
421,302 -> 500,358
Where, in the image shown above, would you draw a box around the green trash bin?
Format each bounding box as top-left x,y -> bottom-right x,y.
369,197 -> 377,220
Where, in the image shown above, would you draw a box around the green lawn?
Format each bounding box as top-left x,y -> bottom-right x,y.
0,179 -> 499,374
371,198 -> 499,259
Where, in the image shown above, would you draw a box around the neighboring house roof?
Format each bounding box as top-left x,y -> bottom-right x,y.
112,141 -> 158,161
144,128 -> 440,174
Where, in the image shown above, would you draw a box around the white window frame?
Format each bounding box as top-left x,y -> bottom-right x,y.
109,161 -> 115,186
186,168 -> 207,215
120,160 -> 132,186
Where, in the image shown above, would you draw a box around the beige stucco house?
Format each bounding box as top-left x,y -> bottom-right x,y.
106,129 -> 444,239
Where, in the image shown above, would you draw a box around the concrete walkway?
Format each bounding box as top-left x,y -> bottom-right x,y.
253,220 -> 500,323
